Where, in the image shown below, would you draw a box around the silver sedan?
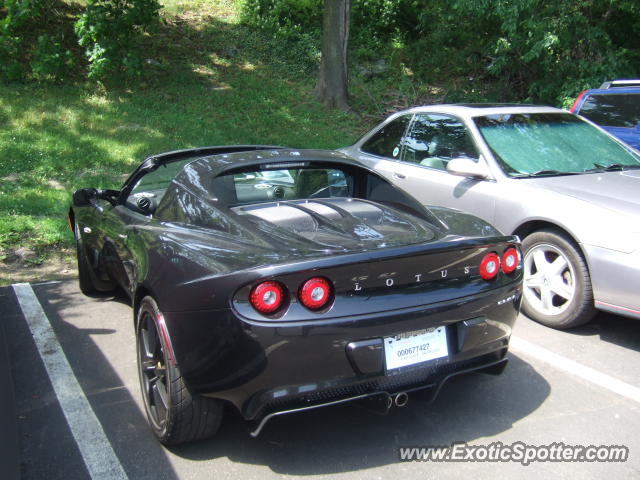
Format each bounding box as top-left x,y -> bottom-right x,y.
340,105 -> 640,329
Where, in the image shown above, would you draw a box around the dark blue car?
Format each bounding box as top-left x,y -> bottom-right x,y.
570,80 -> 640,150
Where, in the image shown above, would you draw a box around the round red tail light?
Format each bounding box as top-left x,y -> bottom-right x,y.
250,281 -> 285,314
479,253 -> 500,280
502,248 -> 519,274
298,277 -> 333,311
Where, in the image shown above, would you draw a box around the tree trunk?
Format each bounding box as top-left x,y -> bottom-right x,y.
315,0 -> 350,110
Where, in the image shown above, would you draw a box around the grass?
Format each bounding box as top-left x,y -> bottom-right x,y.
0,0 -> 375,284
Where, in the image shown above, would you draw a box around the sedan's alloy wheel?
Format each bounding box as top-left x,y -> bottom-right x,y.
523,243 -> 575,316
521,229 -> 596,329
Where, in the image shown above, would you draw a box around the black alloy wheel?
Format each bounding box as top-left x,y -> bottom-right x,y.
138,308 -> 170,432
136,296 -> 223,445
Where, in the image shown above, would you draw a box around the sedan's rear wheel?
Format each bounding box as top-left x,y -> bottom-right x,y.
522,229 -> 596,329
136,296 -> 223,445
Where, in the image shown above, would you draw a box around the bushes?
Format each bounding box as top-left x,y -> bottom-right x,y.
3,0 -> 639,101
0,0 -> 54,81
240,0 -> 402,70
241,0 -> 640,105
241,0 -> 323,72
31,34 -> 74,82
0,0 -> 160,82
469,0 -> 640,105
75,0 -> 161,79
242,0 -> 321,39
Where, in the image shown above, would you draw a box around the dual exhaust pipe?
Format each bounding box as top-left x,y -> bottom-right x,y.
389,391 -> 409,408
353,391 -> 409,415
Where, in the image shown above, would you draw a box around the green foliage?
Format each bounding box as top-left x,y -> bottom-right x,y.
241,0 -> 640,105
31,34 -> 74,82
0,0 -> 161,82
0,34 -> 23,81
0,0 -> 44,81
242,0 -> 320,37
1,0 -> 639,100
240,0 -> 402,62
0,0 -> 44,34
395,0 -> 640,104
241,0 -> 322,72
350,0 -> 400,57
75,0 -> 161,79
466,0 -> 640,104
0,0 -> 77,83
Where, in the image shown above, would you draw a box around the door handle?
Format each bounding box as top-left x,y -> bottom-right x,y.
393,172 -> 406,180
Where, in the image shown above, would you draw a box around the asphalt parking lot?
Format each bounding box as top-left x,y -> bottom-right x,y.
1,279 -> 639,479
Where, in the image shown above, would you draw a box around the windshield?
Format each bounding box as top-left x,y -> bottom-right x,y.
130,158 -> 192,194
474,113 -> 640,176
578,93 -> 640,128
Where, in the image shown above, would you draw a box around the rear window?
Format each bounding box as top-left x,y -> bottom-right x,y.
578,93 -> 640,127
211,167 -> 353,205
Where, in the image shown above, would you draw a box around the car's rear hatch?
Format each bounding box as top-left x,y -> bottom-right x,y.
231,197 -> 439,252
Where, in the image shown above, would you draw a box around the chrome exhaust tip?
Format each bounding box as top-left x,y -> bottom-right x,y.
394,392 -> 409,407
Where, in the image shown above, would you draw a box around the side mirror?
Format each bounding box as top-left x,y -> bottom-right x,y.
72,188 -> 118,206
446,158 -> 490,179
72,188 -> 98,207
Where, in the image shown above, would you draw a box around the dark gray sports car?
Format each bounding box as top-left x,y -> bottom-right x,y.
69,146 -> 522,445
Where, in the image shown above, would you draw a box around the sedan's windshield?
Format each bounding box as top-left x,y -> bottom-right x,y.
474,113 -> 640,177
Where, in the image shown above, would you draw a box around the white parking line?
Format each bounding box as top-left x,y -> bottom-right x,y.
510,335 -> 640,404
12,283 -> 128,480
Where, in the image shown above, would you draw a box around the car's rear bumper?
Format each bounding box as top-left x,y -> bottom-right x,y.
246,354 -> 509,436
163,283 -> 521,428
586,245 -> 640,319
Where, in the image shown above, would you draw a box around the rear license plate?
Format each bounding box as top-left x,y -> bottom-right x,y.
384,327 -> 448,370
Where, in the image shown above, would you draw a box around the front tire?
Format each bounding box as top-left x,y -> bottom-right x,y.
136,296 -> 223,445
522,229 -> 596,329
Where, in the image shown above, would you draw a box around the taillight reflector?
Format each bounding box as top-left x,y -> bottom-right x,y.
298,277 -> 333,310
480,253 -> 500,280
502,248 -> 520,274
250,281 -> 285,314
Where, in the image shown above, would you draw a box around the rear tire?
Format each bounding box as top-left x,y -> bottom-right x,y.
136,296 -> 223,445
74,223 -> 96,295
522,229 -> 596,329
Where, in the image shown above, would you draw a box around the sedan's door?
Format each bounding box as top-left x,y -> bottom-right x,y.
356,113 -> 499,228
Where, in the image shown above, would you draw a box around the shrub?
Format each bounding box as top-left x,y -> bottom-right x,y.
75,0 -> 161,80
240,0 -> 402,67
31,34 -> 74,82
0,0 -> 76,82
241,0 -> 640,105
0,0 -> 45,81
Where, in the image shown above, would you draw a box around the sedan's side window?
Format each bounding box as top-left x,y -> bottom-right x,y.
401,114 -> 479,170
360,114 -> 411,158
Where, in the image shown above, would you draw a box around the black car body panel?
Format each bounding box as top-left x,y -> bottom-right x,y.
70,146 -> 522,435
